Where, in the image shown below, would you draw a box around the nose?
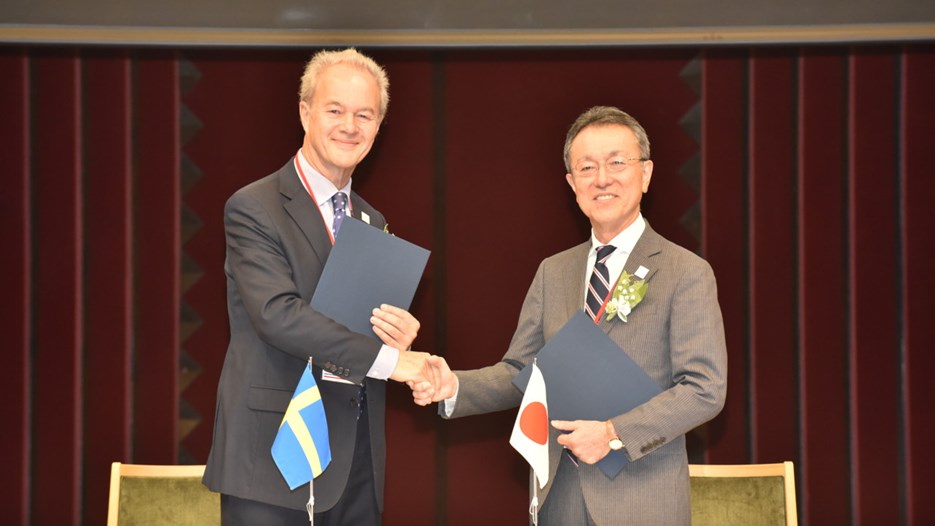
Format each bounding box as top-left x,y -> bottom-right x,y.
339,112 -> 356,132
594,164 -> 612,187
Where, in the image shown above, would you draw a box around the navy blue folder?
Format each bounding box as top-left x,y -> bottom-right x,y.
310,217 -> 430,340
513,311 -> 662,479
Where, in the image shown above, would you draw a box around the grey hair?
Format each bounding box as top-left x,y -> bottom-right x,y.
563,106 -> 651,172
298,48 -> 390,117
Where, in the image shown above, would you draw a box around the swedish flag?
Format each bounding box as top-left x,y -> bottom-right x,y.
271,362 -> 332,490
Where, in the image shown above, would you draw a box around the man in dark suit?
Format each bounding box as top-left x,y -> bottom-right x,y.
203,48 -> 435,526
414,107 -> 728,525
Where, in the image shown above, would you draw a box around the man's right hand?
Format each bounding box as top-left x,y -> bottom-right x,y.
390,350 -> 435,396
410,355 -> 458,406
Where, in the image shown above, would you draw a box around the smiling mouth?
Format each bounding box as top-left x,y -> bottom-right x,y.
333,139 -> 359,149
594,194 -> 616,201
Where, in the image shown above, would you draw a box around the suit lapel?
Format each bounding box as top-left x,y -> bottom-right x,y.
562,242 -> 591,322
603,221 -> 663,335
347,194 -> 372,226
348,194 -> 370,225
279,160 -> 332,266
348,191 -> 386,231
622,222 -> 662,283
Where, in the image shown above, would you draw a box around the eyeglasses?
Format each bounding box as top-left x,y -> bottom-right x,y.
573,156 -> 648,176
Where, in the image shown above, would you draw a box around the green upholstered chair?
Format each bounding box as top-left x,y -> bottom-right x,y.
107,463 -> 220,526
689,461 -> 798,526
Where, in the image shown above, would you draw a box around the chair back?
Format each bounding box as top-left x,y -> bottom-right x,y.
107,462 -> 220,526
689,461 -> 797,526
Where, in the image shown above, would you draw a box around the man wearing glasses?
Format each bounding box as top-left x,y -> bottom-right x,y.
415,106 -> 728,525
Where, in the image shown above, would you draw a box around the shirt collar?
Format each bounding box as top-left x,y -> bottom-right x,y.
590,214 -> 646,256
296,151 -> 352,207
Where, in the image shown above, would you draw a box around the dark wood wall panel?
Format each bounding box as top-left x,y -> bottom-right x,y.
700,49 -> 750,464
81,50 -> 134,526
441,53 -> 585,525
848,49 -> 902,525
30,49 -> 83,525
132,51 -> 181,464
900,47 -> 935,526
747,49 -> 798,464
0,49 -> 30,526
179,49 -> 309,465
797,49 -> 851,526
356,51 -> 440,526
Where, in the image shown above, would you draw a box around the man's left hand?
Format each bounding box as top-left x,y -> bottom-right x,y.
551,419 -> 617,465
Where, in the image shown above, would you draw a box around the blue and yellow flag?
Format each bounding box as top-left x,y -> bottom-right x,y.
271,362 -> 332,490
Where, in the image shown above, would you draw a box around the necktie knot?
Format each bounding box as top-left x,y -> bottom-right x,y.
596,245 -> 616,262
331,192 -> 348,238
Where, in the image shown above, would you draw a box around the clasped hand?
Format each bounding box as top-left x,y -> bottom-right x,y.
371,304 -> 453,402
408,356 -> 457,406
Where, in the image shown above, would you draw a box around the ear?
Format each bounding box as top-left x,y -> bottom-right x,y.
298,100 -> 310,133
565,172 -> 577,194
640,160 -> 653,193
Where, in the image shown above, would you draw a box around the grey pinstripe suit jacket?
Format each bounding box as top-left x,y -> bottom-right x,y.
447,221 -> 727,525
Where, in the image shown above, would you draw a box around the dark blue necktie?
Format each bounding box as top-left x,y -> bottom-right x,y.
331,192 -> 348,238
585,245 -> 616,321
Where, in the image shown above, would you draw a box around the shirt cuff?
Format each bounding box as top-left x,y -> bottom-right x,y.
366,344 -> 400,380
441,380 -> 460,416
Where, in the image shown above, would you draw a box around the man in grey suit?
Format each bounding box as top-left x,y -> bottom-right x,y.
414,106 -> 727,525
204,48 -> 436,526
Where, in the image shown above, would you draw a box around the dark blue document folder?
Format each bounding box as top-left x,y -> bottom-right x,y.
513,311 -> 662,478
311,217 -> 430,340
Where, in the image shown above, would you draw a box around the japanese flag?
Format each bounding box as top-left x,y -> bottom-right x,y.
510,362 -> 550,489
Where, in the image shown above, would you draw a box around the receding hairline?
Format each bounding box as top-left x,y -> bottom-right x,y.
298,48 -> 390,117
312,63 -> 382,109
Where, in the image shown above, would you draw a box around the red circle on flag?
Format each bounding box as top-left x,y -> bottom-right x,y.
520,402 -> 548,445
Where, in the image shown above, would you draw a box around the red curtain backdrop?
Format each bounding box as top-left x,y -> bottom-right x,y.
1,44 -> 933,526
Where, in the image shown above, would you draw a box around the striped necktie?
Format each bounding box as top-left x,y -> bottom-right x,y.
585,245 -> 616,321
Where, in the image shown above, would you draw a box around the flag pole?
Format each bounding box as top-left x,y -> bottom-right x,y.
307,356 -> 315,526
271,355 -> 331,525
512,358 -> 548,526
307,482 -> 314,525
528,474 -> 540,526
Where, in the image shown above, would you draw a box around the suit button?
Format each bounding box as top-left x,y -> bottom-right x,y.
350,398 -> 360,408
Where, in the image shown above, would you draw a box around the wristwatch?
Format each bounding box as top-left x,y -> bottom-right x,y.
608,437 -> 624,451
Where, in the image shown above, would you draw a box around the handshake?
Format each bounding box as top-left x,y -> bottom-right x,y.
390,352 -> 457,407
371,304 -> 456,406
